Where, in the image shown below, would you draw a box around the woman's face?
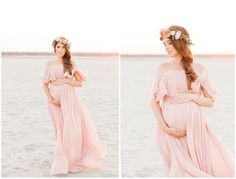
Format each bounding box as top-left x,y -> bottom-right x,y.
55,42 -> 65,57
162,37 -> 178,57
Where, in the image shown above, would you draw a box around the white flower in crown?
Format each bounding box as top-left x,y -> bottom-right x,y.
175,31 -> 182,39
64,71 -> 70,78
170,30 -> 176,36
54,36 -> 71,48
160,27 -> 193,45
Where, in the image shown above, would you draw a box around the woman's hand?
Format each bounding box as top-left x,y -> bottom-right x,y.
173,92 -> 199,104
65,77 -> 82,87
49,97 -> 61,107
51,79 -> 67,86
51,77 -> 82,87
164,126 -> 186,138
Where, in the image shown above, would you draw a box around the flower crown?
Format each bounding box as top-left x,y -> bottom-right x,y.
52,36 -> 72,48
160,28 -> 193,45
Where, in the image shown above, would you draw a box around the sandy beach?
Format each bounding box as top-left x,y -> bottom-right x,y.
1,54 -> 234,177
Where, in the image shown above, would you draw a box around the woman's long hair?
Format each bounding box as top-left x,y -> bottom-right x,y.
52,37 -> 73,75
168,25 -> 197,90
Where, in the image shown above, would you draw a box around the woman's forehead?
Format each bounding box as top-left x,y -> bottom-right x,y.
56,42 -> 65,47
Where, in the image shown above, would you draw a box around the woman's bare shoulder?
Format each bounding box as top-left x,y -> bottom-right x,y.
157,62 -> 172,70
46,60 -> 56,65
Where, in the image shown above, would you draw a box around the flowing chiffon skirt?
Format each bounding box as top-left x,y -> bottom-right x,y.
156,97 -> 234,177
48,84 -> 105,175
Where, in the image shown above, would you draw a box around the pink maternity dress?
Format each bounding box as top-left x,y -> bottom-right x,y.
43,61 -> 105,175
152,67 -> 234,177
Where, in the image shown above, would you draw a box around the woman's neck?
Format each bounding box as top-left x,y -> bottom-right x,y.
56,57 -> 63,64
171,55 -> 182,68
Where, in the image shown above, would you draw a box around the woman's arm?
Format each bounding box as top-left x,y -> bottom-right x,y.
49,78 -> 82,87
151,99 -> 186,138
43,82 -> 61,106
151,99 -> 167,129
50,70 -> 83,87
43,82 -> 53,101
50,79 -> 67,86
191,86 -> 214,107
174,89 -> 214,107
65,78 -> 82,87
65,71 -> 83,87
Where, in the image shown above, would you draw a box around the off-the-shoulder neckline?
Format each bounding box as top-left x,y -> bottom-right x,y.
159,68 -> 185,72
48,60 -> 63,65
159,68 -> 206,78
54,61 -> 63,65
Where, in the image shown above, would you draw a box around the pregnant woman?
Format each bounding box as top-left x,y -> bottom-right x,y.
43,37 -> 105,175
151,25 -> 234,177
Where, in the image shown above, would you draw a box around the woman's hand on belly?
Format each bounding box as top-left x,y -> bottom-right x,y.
50,78 -> 74,86
173,92 -> 199,104
50,79 -> 67,86
51,77 -> 82,87
164,126 -> 186,138
49,97 -> 61,107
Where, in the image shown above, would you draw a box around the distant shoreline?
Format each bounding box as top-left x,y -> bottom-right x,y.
1,52 -> 234,59
120,54 -> 234,58
2,52 -> 119,57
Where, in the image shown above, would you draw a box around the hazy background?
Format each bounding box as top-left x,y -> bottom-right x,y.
1,0 -> 235,54
119,0 -> 235,54
1,0 -> 119,53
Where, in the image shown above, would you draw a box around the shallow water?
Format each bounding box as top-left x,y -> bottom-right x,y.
1,56 -> 119,177
121,56 -> 234,177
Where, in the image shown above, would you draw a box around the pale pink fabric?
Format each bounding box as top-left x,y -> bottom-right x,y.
43,61 -> 106,175
152,68 -> 234,177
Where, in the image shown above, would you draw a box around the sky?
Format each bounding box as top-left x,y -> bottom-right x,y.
1,0 -> 235,54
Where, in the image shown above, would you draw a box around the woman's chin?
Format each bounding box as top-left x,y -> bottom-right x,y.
57,54 -> 64,58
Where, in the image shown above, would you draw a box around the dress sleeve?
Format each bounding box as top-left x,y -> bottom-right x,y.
152,69 -> 168,102
198,68 -> 217,102
72,62 -> 87,81
42,62 -> 50,84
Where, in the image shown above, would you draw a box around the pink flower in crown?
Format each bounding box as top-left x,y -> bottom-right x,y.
160,28 -> 171,38
61,39 -> 68,45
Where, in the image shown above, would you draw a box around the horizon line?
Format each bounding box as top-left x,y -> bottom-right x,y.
1,52 -> 234,58
2,51 -> 119,57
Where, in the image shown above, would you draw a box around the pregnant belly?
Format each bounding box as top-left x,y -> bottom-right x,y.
162,101 -> 200,129
49,83 -> 74,100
